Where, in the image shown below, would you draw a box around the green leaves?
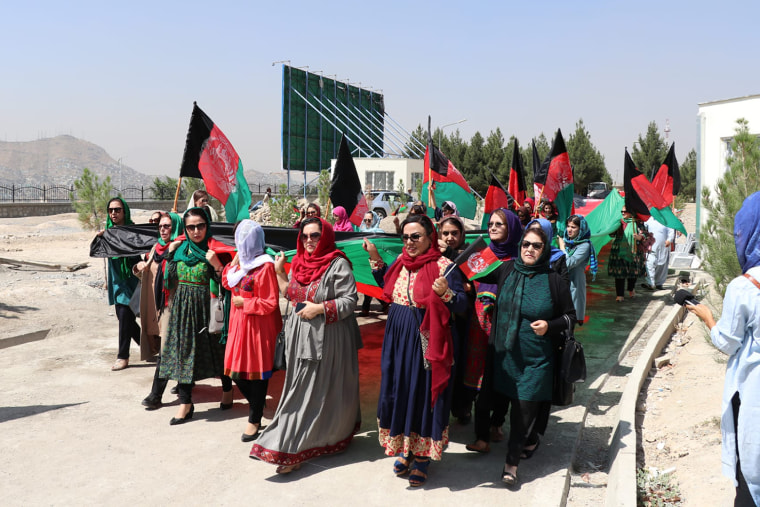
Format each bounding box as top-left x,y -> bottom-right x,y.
72,168 -> 112,230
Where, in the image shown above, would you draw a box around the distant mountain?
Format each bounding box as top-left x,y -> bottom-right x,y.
0,135 -> 152,187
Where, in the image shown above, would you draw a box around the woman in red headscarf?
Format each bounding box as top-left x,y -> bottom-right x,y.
363,214 -> 467,487
250,217 -> 362,474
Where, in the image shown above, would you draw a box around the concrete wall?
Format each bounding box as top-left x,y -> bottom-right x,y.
696,94 -> 760,233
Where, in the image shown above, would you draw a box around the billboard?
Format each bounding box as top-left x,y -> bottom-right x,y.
281,65 -> 385,172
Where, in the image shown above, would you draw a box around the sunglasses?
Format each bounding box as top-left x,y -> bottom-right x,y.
401,233 -> 423,243
488,221 -> 505,228
149,218 -> 160,224
305,211 -> 318,216
521,241 -> 544,250
621,210 -> 630,214
301,232 -> 321,242
158,224 -> 172,230
108,207 -> 123,213
363,218 -> 373,223
185,223 -> 207,232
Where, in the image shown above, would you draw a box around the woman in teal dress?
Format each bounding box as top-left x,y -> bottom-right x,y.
159,207 -> 228,425
474,226 -> 576,487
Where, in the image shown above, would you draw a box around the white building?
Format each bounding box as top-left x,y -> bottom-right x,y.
696,94 -> 760,235
330,157 -> 424,195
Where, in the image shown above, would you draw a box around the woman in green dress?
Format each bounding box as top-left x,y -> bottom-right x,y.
159,207 -> 228,425
474,226 -> 576,487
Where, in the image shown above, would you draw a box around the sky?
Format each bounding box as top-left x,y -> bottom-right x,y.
3,0 -> 760,185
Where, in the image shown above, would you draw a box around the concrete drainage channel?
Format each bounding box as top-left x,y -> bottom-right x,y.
562,279 -> 699,506
0,329 -> 50,350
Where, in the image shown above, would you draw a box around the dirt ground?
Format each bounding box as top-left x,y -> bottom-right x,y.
0,208 -> 736,505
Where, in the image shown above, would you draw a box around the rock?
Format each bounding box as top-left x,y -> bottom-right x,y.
655,355 -> 671,368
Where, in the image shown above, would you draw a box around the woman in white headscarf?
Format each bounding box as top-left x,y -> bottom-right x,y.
222,220 -> 283,442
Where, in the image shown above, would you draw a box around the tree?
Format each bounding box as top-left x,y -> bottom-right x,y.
444,129 -> 468,172
403,124 -> 427,158
317,169 -> 331,208
462,131 -> 486,195
632,121 -> 668,179
701,118 -> 760,296
149,176 -> 182,201
483,128 -> 507,184
676,149 -> 697,205
71,168 -> 112,230
566,119 -> 612,195
269,184 -> 298,227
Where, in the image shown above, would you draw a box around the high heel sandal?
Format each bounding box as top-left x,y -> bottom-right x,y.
275,463 -> 301,474
169,404 -> 194,425
393,455 -> 412,476
408,457 -> 430,487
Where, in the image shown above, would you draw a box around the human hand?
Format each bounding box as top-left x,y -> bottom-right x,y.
274,252 -> 286,274
206,250 -> 221,270
433,276 -> 448,296
232,295 -> 245,308
438,239 -> 448,253
168,240 -> 183,253
363,238 -> 380,260
297,301 -> 323,320
530,320 -> 549,336
231,253 -> 240,267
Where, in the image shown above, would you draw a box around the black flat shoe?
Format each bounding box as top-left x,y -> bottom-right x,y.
169,404 -> 194,425
170,385 -> 178,395
520,438 -> 540,460
241,432 -> 259,442
220,402 -> 233,410
141,394 -> 162,411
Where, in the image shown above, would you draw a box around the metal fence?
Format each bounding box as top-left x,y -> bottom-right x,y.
0,182 -> 315,203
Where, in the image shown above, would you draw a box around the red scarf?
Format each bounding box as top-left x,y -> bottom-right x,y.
289,218 -> 349,285
382,226 -> 453,407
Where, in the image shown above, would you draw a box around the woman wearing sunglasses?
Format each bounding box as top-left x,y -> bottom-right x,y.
251,217 -> 361,474
133,212 -> 185,409
364,214 -> 467,487
471,227 -> 575,487
466,208 -> 523,451
359,211 -> 387,316
159,207 -> 232,425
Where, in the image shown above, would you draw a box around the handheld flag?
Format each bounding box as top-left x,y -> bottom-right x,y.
536,129 -> 574,225
423,122 -> 477,219
532,139 -> 543,201
651,143 -> 681,206
330,135 -> 369,227
507,138 -> 527,206
481,172 -> 513,229
179,103 -> 251,223
624,150 -> 686,234
452,237 -> 501,280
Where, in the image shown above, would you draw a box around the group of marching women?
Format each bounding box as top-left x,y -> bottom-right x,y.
103,196 -> 599,488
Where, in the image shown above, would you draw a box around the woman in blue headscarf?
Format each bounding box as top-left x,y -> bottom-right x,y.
561,215 -> 597,326
689,191 -> 760,506
526,218 -> 568,281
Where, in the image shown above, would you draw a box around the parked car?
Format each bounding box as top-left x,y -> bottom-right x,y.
367,190 -> 415,218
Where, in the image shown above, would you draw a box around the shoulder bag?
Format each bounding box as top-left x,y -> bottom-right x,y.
552,314 -> 587,406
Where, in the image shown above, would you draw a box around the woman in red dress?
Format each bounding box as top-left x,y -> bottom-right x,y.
222,220 -> 283,442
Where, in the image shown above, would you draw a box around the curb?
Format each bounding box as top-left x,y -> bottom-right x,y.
605,300 -> 690,506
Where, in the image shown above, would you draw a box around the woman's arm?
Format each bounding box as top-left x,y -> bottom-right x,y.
565,242 -> 590,271
273,251 -> 290,295
320,258 -> 359,323
241,263 -> 280,316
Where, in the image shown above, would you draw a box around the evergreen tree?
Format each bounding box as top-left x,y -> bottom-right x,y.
403,125 -> 427,158
632,121 -> 668,179
270,184 -> 298,227
677,149 -> 697,205
446,129 -> 468,172
483,128 -> 507,183
463,131 -> 487,195
149,176 -> 182,200
71,168 -> 112,230
701,118 -> 760,296
566,119 -> 612,195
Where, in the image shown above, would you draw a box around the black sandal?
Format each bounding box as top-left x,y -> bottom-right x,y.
501,468 -> 517,486
520,437 -> 540,460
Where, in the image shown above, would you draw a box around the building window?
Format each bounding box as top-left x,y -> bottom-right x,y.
366,171 -> 394,191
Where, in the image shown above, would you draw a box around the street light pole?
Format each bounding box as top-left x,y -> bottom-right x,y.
438,119 -> 467,149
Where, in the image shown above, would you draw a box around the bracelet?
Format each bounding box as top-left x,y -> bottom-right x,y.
276,269 -> 286,275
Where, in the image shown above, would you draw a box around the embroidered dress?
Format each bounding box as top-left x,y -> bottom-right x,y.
250,258 -> 362,466
374,256 -> 466,460
159,260 -> 226,383
608,222 -> 647,279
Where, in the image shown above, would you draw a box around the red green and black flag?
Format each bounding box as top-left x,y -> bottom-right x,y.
507,138 -> 527,207
651,143 -> 681,206
624,150 -> 686,234
452,237 -> 501,280
531,139 -> 542,201
179,103 -> 251,223
330,135 -> 369,227
423,118 -> 477,219
535,129 -> 574,225
481,172 -> 513,228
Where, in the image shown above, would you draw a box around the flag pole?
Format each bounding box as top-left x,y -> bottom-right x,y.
172,177 -> 183,212
427,116 -> 432,209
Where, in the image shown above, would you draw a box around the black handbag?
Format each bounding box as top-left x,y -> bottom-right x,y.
273,303 -> 291,371
552,315 -> 586,406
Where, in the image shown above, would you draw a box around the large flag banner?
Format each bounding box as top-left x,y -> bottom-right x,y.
452,236 -> 500,280
330,135 -> 369,227
179,103 -> 251,222
423,133 -> 477,219
624,150 -> 686,234
651,143 -> 681,206
584,188 -> 626,255
481,172 -> 513,229
536,129 -> 574,225
508,138 -> 527,207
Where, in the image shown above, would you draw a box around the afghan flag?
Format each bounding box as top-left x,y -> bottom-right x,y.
651,143 -> 681,206
423,131 -> 477,219
624,150 -> 686,234
535,129 -> 574,225
481,172 -> 513,228
508,138 -> 527,207
179,103 -> 251,223
532,139 -> 543,201
452,237 -> 500,280
330,135 -> 369,227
